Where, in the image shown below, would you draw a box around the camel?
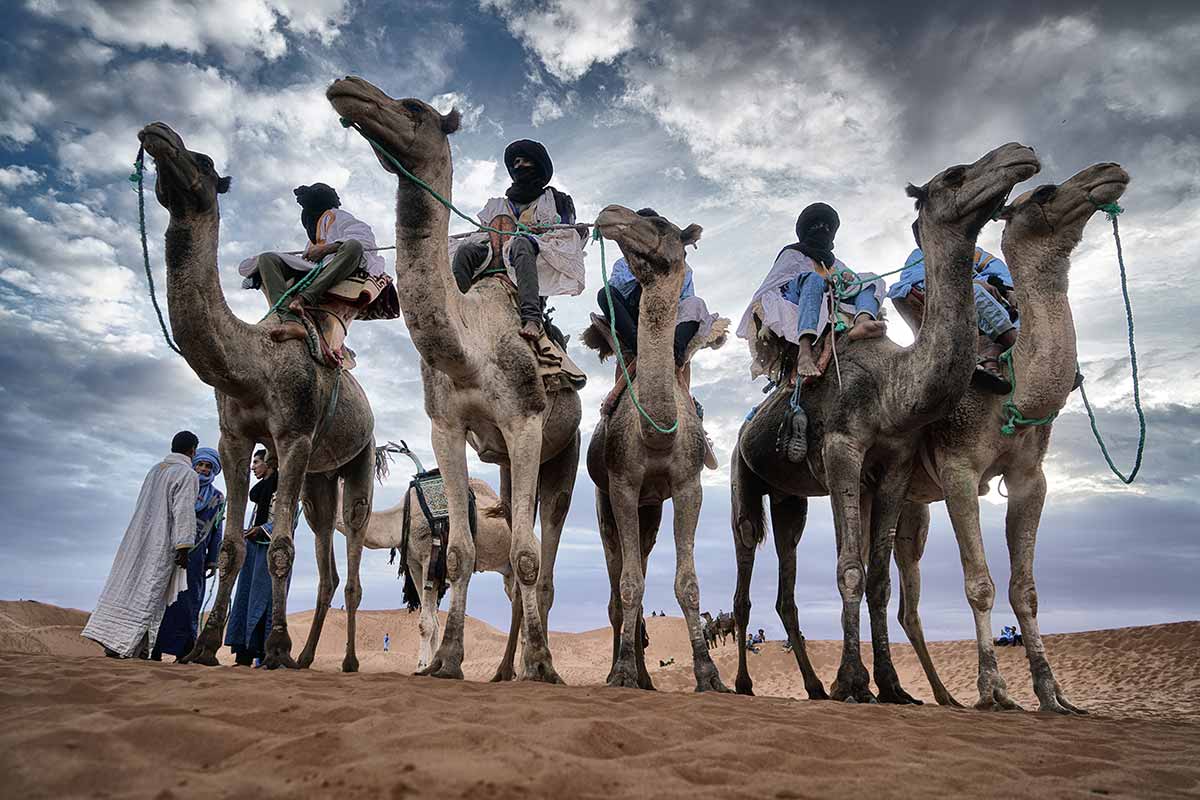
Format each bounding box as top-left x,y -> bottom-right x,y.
584,205 -> 731,692
701,611 -> 735,648
730,143 -> 1041,702
330,471 -> 522,681
327,76 -> 580,682
137,123 -> 375,672
894,162 -> 1131,713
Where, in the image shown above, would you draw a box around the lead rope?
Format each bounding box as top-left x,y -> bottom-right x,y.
131,148 -> 183,356
1077,202 -> 1146,484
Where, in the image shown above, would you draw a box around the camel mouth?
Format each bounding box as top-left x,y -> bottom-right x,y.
326,77 -> 382,123
138,124 -> 181,161
595,205 -> 638,237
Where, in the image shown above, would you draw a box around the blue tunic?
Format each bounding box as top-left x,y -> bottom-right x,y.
156,490 -> 223,657
888,247 -> 1013,299
225,535 -> 274,658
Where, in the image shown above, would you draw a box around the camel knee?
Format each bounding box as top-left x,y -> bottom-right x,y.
345,497 -> 370,531
964,575 -> 995,614
514,549 -> 539,586
837,562 -> 865,603
268,538 -> 295,579
618,574 -> 643,609
674,572 -> 699,610
344,580 -> 361,609
1009,578 -> 1038,617
775,596 -> 797,626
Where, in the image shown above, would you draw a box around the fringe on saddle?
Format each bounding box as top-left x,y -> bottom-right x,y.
390,469 -> 478,611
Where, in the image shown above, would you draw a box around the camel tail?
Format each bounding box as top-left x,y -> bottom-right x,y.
731,445 -> 769,548
401,562 -> 422,610
482,500 -> 512,525
580,322 -> 614,361
374,444 -> 393,483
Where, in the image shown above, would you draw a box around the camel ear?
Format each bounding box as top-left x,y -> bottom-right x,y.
217,175 -> 232,194
905,182 -> 928,207
680,223 -> 703,247
440,108 -> 462,134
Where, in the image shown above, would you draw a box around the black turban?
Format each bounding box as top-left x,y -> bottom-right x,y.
793,202 -> 840,268
294,183 -> 341,244
503,139 -> 554,204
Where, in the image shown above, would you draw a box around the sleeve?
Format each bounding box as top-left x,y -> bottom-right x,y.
608,258 -> 638,297
553,190 -> 577,225
977,250 -> 1014,288
316,209 -> 336,245
205,499 -> 225,566
679,267 -> 695,301
331,211 -> 378,249
171,471 -> 200,550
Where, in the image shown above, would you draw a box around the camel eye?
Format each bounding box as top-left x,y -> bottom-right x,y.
944,166 -> 966,187
403,100 -> 424,115
1033,185 -> 1057,203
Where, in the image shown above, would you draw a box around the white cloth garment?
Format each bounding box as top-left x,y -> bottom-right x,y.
737,248 -> 885,378
447,190 -> 587,297
82,453 -> 199,657
238,208 -> 385,279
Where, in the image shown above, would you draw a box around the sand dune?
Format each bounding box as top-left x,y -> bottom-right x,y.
2,600 -> 1198,798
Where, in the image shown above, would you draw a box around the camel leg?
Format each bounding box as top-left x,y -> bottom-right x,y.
490,575 -> 521,682
730,450 -> 761,695
262,435 -> 312,670
823,435 -> 874,703
503,418 -> 562,684
339,442 -> 374,674
607,480 -> 646,689
894,501 -> 963,707
636,503 -> 662,691
597,489 -> 624,684
418,421 -> 472,679
867,461 -> 922,705
297,474 -> 339,669
768,495 -> 828,700
414,550 -> 440,672
183,433 -> 253,666
1006,469 -> 1085,715
535,429 -> 579,637
942,463 -> 1020,710
673,480 -> 729,693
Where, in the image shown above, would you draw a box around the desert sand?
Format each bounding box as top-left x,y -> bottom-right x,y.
2,599 -> 1198,798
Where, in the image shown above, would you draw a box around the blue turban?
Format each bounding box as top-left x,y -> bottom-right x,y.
193,447 -> 223,511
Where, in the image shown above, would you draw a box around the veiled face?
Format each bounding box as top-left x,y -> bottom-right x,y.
194,461 -> 214,478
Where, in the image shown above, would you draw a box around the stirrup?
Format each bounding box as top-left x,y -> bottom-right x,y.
972,358 -> 1012,395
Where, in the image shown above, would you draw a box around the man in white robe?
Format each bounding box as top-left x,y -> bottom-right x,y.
82,431 -> 200,658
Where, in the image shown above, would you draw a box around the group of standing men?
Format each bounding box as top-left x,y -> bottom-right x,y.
83,434 -> 281,666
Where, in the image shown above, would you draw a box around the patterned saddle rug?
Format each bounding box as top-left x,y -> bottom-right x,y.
395,469 -> 477,611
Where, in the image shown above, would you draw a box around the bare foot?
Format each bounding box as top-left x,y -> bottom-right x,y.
796,341 -> 821,378
269,321 -> 307,343
518,320 -> 543,341
287,297 -> 306,316
847,319 -> 887,341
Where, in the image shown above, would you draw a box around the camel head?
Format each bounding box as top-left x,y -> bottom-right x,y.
596,205 -> 702,289
138,122 -> 231,217
326,76 -> 461,175
999,162 -> 1130,266
907,142 -> 1040,244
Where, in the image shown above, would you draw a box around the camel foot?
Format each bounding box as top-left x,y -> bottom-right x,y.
607,663 -> 641,689
296,650 -> 315,670
694,664 -> 731,694
847,319 -> 887,341
180,628 -> 223,666
263,629 -> 296,670
830,663 -> 876,704
934,689 -> 966,708
735,675 -> 755,696
269,321 -> 307,343
1035,679 -> 1088,715
416,656 -> 465,680
804,682 -> 830,701
875,668 -> 923,705
181,648 -> 220,667
975,682 -> 1023,712
489,665 -> 516,683
521,656 -> 564,685
638,676 -> 657,691
341,654 -> 359,674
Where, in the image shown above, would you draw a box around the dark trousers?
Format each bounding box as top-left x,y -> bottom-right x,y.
597,286 -> 699,368
453,237 -> 542,323
256,239 -> 365,320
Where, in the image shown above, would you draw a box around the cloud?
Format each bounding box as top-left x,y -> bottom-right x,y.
0,166 -> 42,190
481,0 -> 637,81
531,93 -> 565,126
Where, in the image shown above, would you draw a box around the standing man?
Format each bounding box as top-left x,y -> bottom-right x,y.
383,632 -> 390,653
153,447 -> 225,661
225,449 -> 277,667
83,431 -> 200,659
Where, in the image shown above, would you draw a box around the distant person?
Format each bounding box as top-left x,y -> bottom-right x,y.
754,628 -> 766,645
153,447 -> 225,661
383,633 -> 390,652
82,431 -> 200,659
746,633 -> 760,654
226,449 -> 277,666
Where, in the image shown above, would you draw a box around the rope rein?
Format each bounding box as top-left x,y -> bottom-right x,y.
131,149 -> 183,355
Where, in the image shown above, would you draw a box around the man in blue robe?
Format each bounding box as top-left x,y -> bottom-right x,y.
153,447 -> 224,661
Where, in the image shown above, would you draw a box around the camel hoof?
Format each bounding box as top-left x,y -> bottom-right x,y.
342,656 -> 359,674
607,665 -> 641,689
417,658 -> 464,680
696,678 -> 732,694
265,654 -> 298,670
489,669 -> 516,683
735,677 -> 755,696
296,652 -> 314,670
936,692 -> 966,709
1040,687 -> 1087,715
522,660 -> 564,685
877,684 -> 924,705
805,684 -> 830,701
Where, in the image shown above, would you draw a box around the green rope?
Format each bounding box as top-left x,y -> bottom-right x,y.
998,348 -> 1058,435
1076,201 -> 1145,484
593,228 -> 679,434
131,148 -> 183,356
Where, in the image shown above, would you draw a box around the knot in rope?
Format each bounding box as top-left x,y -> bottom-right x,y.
997,348 -> 1058,436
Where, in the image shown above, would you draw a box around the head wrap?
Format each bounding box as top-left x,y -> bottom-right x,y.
503,139 -> 553,204
791,202 -> 840,269
193,447 -> 223,511
294,183 -> 341,244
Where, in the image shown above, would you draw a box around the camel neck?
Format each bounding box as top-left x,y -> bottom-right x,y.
1007,248 -> 1077,419
164,212 -> 256,393
633,270 -> 685,447
900,231 -> 980,422
393,163 -> 472,380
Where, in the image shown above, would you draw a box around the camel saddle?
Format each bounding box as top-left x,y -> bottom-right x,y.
397,468 -> 477,610
262,269 -> 400,369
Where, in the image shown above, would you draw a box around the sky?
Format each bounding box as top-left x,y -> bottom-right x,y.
1,0 -> 1197,645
